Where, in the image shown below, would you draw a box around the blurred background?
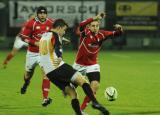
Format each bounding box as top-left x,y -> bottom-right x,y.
0,1 -> 160,115
0,0 -> 159,50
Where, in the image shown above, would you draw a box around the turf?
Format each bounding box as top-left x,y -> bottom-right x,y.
0,50 -> 160,115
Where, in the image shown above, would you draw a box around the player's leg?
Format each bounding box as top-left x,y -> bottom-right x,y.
20,51 -> 37,94
73,63 -> 90,111
80,94 -> 90,111
2,47 -> 19,68
39,58 -> 52,106
41,69 -> 52,107
63,64 -> 109,114
72,73 -> 97,102
21,69 -> 34,94
47,63 -> 109,114
73,73 -> 109,115
65,86 -> 82,115
47,72 -> 82,115
81,72 -> 100,111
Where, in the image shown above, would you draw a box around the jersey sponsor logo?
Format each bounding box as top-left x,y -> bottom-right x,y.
36,26 -> 40,29
90,35 -> 93,39
46,26 -> 50,31
88,43 -> 99,48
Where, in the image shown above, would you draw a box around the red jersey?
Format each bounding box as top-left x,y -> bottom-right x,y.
20,17 -> 54,53
75,18 -> 122,65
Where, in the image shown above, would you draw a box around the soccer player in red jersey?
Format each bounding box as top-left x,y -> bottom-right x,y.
72,13 -> 123,111
19,6 -> 54,106
1,14 -> 35,69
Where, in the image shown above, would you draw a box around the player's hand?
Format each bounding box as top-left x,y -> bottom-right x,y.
62,37 -> 70,45
114,24 -> 123,32
35,41 -> 39,47
93,12 -> 106,21
53,58 -> 62,67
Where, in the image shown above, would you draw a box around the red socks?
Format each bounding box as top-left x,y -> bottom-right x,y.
42,79 -> 50,99
80,96 -> 91,110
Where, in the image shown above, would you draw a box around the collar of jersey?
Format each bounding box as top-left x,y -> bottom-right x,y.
35,17 -> 47,24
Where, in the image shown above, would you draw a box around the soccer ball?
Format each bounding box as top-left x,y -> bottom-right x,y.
104,86 -> 118,101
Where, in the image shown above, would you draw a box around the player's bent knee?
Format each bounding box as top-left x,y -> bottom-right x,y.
75,76 -> 88,87
65,86 -> 77,99
71,72 -> 87,86
91,81 -> 99,88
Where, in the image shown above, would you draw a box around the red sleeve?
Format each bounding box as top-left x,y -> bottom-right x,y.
85,30 -> 115,44
102,30 -> 114,37
96,30 -> 114,41
19,20 -> 36,45
99,30 -> 122,40
47,18 -> 54,24
79,18 -> 93,32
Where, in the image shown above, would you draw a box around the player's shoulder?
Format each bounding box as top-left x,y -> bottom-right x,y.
52,32 -> 59,38
28,18 -> 36,23
47,18 -> 54,24
25,18 -> 36,27
41,32 -> 53,40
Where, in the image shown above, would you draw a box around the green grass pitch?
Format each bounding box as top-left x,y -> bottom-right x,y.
0,50 -> 160,115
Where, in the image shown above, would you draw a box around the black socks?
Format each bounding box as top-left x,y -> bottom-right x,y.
82,83 -> 97,103
71,99 -> 82,115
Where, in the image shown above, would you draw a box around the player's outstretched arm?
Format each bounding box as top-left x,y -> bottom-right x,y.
62,37 -> 70,45
96,24 -> 123,42
79,12 -> 106,32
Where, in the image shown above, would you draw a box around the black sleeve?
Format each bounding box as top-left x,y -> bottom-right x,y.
53,33 -> 62,58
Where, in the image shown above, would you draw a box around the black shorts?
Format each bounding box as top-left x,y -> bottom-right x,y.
71,71 -> 100,89
46,63 -> 77,91
86,72 -> 100,83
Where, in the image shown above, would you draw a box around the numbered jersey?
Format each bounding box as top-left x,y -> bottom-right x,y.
39,32 -> 64,74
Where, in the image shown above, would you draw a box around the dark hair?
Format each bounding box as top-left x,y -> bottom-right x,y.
52,19 -> 68,28
36,6 -> 47,14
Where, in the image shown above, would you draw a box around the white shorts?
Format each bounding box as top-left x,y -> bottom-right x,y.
25,51 -> 40,72
13,36 -> 28,49
72,63 -> 100,75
